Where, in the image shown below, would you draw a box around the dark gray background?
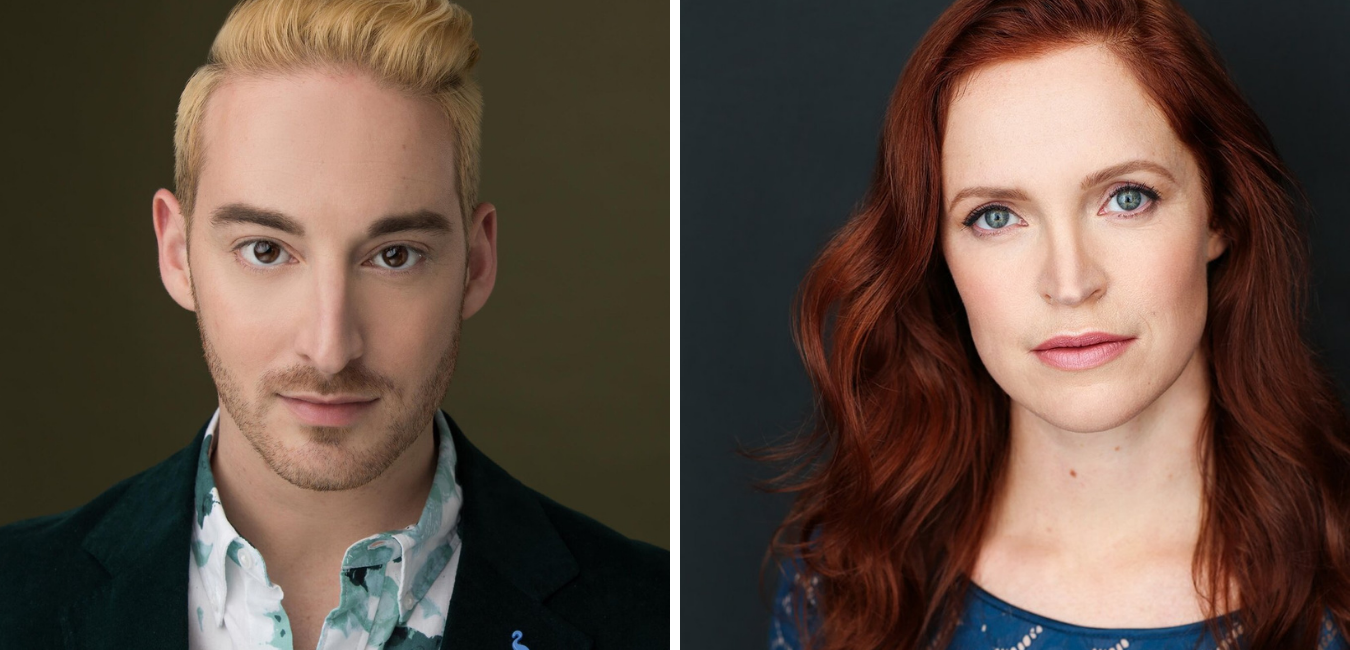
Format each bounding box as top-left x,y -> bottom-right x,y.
681,1 -> 1350,648
0,0 -> 668,548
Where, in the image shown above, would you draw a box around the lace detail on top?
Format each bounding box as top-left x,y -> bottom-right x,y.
768,560 -> 1348,650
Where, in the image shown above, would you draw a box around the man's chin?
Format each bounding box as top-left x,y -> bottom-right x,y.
244,416 -> 423,492
290,422 -> 359,447
262,444 -> 384,492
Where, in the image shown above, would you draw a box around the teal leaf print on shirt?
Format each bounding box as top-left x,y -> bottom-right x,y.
329,565 -> 379,636
410,540 -> 454,598
265,608 -> 292,649
344,540 -> 396,570
195,435 -> 217,527
192,540 -> 213,568
367,566 -> 403,646
411,483 -> 446,544
225,539 -> 244,567
416,595 -> 443,621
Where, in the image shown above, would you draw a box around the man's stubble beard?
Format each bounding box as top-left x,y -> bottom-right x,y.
192,276 -> 462,492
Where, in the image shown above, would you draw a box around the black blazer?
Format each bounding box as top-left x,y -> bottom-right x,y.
0,411 -> 668,649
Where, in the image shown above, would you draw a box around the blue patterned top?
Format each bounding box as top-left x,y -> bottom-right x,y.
769,561 -> 1348,650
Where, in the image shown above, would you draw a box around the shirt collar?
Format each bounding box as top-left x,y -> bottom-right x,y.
190,407 -> 463,625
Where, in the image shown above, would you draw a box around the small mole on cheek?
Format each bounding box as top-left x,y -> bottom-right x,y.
1115,446 -> 1120,451
1070,469 -> 1077,478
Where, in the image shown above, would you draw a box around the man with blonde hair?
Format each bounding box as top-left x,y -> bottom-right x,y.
0,0 -> 667,648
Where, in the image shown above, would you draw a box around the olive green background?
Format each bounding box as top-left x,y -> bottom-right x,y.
0,1 -> 668,548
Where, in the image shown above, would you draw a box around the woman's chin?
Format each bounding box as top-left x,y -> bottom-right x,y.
1013,394 -> 1150,435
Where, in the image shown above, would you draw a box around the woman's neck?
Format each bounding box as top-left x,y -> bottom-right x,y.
993,346 -> 1211,551
969,348 -> 1218,627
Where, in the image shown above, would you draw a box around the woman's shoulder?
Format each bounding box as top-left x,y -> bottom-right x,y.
769,556 -> 822,650
1319,614 -> 1350,650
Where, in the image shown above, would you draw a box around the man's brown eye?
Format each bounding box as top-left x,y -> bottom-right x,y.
251,241 -> 281,264
381,246 -> 409,268
374,246 -> 423,270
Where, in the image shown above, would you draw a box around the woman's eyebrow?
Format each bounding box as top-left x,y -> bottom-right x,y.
946,159 -> 1178,214
946,187 -> 1030,215
1080,159 -> 1177,190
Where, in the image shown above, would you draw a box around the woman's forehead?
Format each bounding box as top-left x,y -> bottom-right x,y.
940,44 -> 1191,195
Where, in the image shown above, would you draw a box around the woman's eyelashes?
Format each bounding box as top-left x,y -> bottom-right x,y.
1101,183 -> 1160,215
960,183 -> 1162,237
233,239 -> 428,272
962,206 -> 1023,233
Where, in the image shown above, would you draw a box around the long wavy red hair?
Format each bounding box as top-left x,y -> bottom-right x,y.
764,0 -> 1350,648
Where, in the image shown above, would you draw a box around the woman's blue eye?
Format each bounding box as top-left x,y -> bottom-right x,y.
241,240 -> 289,267
966,207 -> 1017,230
1107,186 -> 1156,213
982,208 -> 1013,229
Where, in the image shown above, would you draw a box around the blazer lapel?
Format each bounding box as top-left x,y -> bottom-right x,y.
54,412 -> 588,650
440,413 -> 591,650
59,419 -> 207,650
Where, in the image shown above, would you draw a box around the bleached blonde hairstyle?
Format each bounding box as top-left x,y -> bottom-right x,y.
173,0 -> 482,225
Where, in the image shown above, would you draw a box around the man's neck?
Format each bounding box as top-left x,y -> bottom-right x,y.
208,407 -> 439,573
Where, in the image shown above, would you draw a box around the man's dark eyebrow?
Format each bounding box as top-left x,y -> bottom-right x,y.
210,203 -> 305,236
366,210 -> 454,238
208,204 -> 454,239
946,159 -> 1178,216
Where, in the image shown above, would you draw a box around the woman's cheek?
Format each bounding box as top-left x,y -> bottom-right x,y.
951,258 -> 1024,373
1127,223 -> 1210,332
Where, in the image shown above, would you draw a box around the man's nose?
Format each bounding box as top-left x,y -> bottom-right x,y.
293,262 -> 365,376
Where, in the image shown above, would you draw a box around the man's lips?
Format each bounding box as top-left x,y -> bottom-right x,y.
280,393 -> 378,405
280,395 -> 378,427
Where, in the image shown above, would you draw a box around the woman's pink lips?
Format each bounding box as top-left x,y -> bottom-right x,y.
280,395 -> 378,427
1032,338 -> 1135,371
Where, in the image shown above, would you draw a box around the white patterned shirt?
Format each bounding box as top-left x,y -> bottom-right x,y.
188,408 -> 464,650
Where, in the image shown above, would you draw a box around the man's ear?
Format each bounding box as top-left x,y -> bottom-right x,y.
153,188 -> 196,312
461,201 -> 498,320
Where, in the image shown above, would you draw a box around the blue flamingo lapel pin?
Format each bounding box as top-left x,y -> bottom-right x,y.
511,630 -> 530,650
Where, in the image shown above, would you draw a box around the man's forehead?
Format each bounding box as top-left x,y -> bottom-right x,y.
195,69 -> 459,225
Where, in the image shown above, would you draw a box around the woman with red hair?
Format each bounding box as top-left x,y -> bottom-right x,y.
766,0 -> 1350,648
